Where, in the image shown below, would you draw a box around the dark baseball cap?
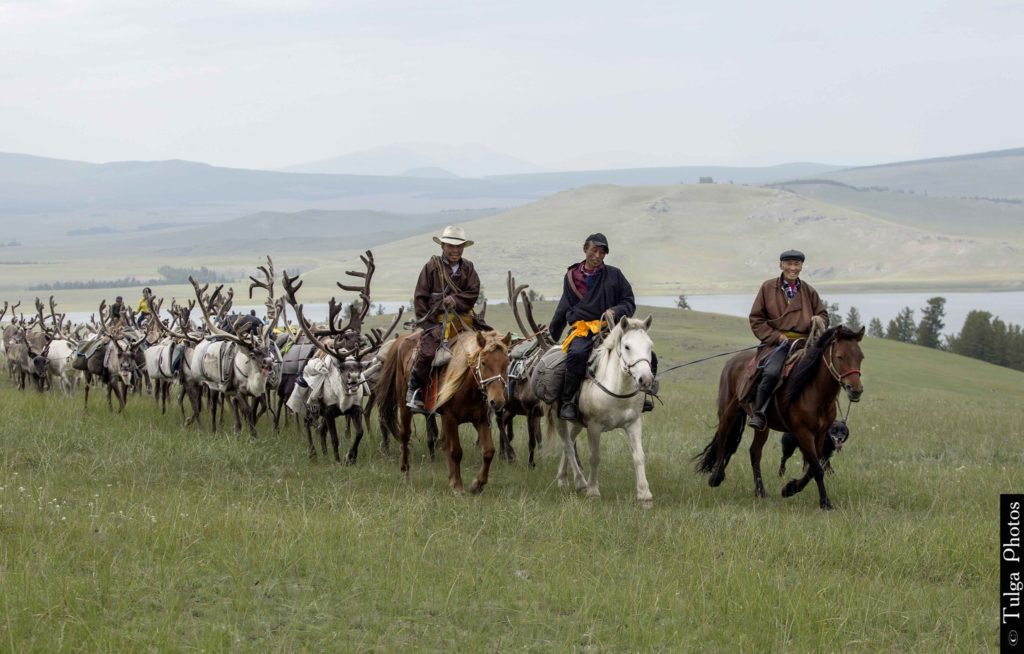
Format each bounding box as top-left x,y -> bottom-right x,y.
586,233 -> 609,253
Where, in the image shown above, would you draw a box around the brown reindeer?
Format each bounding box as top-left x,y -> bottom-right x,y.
498,271 -> 554,468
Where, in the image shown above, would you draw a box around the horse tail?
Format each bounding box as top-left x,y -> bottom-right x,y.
694,355 -> 749,474
372,336 -> 404,439
694,409 -> 745,473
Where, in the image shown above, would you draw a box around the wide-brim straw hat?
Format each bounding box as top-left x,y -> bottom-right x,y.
433,225 -> 474,247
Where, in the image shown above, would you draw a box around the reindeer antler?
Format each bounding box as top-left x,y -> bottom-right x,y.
332,250 -> 375,336
189,277 -> 245,345
47,296 -> 66,340
248,256 -> 279,322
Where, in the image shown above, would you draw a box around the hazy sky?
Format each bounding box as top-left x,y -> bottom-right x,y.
1,0 -> 1021,170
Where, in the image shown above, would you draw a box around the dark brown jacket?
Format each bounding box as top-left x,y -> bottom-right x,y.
749,276 -> 828,345
413,256 -> 481,326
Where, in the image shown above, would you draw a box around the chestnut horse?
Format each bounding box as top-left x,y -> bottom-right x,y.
695,325 -> 865,509
373,329 -> 511,494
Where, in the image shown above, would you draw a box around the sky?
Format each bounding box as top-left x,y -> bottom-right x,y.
1,0 -> 1022,171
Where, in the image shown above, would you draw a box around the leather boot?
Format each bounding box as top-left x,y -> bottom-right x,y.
406,374 -> 427,413
558,369 -> 583,421
748,376 -> 774,430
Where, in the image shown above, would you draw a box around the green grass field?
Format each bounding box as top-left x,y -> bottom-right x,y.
1,306 -> 1021,651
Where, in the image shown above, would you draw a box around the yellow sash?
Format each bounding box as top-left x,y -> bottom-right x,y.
782,330 -> 807,340
436,311 -> 475,340
561,319 -> 605,352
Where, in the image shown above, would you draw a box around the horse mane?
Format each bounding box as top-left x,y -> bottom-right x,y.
435,330 -> 508,409
785,325 -> 860,402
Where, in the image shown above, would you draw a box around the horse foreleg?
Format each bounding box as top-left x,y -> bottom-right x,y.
749,427 -> 770,498
781,427 -> 832,510
584,426 -> 603,499
468,417 -> 496,495
624,418 -> 653,504
442,414 -> 465,494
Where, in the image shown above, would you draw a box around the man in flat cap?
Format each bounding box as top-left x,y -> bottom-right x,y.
747,249 -> 828,430
406,225 -> 487,412
547,233 -> 638,421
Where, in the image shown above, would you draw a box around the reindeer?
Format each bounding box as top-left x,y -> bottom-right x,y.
38,296 -> 78,394
139,291 -> 183,413
83,300 -> 138,412
281,251 -> 399,462
498,272 -> 553,468
188,273 -> 282,438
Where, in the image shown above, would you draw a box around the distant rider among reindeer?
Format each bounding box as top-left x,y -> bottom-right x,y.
548,233 -> 650,421
406,225 -> 489,413
747,249 -> 828,430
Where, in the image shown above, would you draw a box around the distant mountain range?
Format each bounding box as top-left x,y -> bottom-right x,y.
281,142 -> 543,177
0,151 -> 844,216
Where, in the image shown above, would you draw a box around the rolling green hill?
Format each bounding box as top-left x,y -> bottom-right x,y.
791,147 -> 1024,199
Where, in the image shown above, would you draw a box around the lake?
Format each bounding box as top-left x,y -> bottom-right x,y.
62,292 -> 1022,337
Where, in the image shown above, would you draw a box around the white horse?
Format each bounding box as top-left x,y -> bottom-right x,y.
553,315 -> 656,504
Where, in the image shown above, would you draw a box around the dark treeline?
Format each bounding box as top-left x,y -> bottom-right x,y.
27,265 -> 235,291
831,295 -> 1024,373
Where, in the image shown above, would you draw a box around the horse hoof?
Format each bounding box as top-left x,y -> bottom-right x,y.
781,480 -> 799,498
820,499 -> 834,511
452,486 -> 466,496
638,498 -> 654,510
468,481 -> 484,495
709,474 -> 724,488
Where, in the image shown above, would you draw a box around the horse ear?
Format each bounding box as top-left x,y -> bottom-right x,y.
476,331 -> 487,348
502,331 -> 512,347
855,326 -> 865,341
618,314 -> 628,330
643,314 -> 653,330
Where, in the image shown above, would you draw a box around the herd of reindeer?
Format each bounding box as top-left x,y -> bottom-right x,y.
0,251 -> 866,509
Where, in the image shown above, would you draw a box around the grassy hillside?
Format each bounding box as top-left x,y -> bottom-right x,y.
796,147 -> 1024,199
773,180 -> 1024,238
303,184 -> 1024,300
0,305 -> 1019,650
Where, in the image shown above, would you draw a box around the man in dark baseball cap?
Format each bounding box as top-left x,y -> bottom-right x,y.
547,232 -> 652,421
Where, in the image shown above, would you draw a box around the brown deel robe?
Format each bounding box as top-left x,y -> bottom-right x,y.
749,276 -> 828,346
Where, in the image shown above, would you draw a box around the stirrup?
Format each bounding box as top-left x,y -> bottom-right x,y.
748,411 -> 767,430
406,387 -> 427,413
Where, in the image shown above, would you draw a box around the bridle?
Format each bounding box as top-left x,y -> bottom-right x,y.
472,346 -> 507,393
823,340 -> 861,384
588,337 -> 653,400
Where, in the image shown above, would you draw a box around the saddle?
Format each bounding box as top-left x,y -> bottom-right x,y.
738,341 -> 808,410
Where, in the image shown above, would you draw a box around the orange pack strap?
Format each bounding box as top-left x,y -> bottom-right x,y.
561,319 -> 605,352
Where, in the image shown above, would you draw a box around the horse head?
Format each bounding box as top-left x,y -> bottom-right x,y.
473,330 -> 512,412
611,314 -> 655,392
827,325 -> 865,402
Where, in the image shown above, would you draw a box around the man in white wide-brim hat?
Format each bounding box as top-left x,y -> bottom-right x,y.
406,225 -> 488,412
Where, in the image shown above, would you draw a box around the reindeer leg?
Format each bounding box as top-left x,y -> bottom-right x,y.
346,411 -> 363,464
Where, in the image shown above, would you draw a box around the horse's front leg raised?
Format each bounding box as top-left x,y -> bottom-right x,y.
781,427 -> 832,510
468,417 -> 496,495
624,418 -> 653,504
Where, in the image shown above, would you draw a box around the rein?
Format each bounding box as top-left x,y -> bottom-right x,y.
655,344 -> 762,378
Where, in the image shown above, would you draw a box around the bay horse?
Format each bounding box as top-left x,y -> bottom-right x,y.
548,315 -> 656,505
695,325 -> 865,510
373,328 -> 511,494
